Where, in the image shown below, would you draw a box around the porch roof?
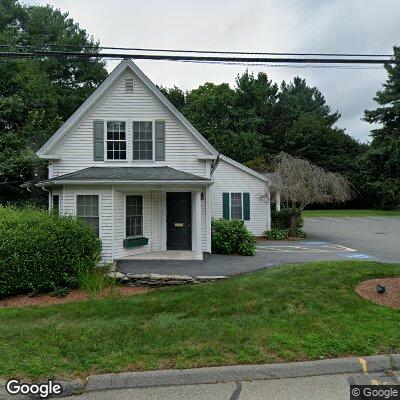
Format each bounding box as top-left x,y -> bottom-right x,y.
36,166 -> 212,187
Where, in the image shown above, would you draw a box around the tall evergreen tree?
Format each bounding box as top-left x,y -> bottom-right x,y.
363,46 -> 400,209
0,0 -> 107,204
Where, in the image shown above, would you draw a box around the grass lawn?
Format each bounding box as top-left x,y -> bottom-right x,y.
303,209 -> 400,218
1,261 -> 400,379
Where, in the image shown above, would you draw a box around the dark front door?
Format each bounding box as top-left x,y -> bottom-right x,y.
166,192 -> 192,250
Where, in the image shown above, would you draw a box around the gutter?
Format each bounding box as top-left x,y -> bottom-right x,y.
36,179 -> 214,187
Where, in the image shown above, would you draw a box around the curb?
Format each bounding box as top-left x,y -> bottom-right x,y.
85,354 -> 397,392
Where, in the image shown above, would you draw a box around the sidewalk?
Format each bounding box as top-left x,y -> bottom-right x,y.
1,354 -> 399,399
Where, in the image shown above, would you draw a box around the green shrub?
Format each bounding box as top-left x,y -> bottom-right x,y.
264,228 -> 289,240
295,228 -> 308,239
211,219 -> 256,256
0,206 -> 102,298
272,208 -> 304,230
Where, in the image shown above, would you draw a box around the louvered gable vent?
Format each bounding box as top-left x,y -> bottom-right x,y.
125,78 -> 134,92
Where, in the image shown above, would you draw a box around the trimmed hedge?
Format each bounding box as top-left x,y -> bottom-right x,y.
264,227 -> 308,240
211,218 -> 256,256
271,208 -> 304,230
0,206 -> 102,298
264,228 -> 288,240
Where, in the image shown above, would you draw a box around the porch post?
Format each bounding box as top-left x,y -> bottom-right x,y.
276,191 -> 281,211
160,190 -> 167,251
193,190 -> 202,260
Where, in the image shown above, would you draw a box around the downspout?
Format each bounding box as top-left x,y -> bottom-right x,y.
210,153 -> 220,176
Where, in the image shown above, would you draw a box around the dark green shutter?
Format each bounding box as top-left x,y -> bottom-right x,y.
222,193 -> 230,219
93,120 -> 104,161
155,120 -> 165,161
243,193 -> 250,220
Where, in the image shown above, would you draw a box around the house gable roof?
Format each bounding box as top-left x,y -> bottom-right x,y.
219,155 -> 272,184
37,59 -> 218,157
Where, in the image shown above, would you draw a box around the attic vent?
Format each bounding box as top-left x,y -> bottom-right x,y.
125,78 -> 134,92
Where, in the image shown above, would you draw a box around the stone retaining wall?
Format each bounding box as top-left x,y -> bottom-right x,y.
109,272 -> 227,287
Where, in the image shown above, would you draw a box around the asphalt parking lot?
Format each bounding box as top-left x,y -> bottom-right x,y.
118,217 -> 400,277
304,216 -> 400,263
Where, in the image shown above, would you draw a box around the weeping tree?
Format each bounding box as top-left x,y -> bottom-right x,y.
268,153 -> 352,235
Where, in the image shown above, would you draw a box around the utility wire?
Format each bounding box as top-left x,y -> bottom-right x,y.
2,55 -> 384,69
0,43 -> 392,58
0,50 -> 396,64
178,60 -> 385,69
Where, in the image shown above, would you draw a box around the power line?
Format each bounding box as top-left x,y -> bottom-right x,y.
0,49 -> 397,64
2,55 -> 384,69
0,43 -> 392,58
179,60 -> 385,69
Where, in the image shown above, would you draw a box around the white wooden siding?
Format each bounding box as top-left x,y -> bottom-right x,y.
62,186 -> 113,261
51,70 -> 210,178
113,190 -> 157,259
60,185 -> 208,261
211,160 -> 270,236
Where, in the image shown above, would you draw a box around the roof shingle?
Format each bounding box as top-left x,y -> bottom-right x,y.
38,166 -> 210,186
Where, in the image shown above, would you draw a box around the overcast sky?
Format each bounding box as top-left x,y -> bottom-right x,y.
23,0 -> 400,143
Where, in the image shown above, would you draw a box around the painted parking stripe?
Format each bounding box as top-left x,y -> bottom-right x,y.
341,253 -> 375,260
370,217 -> 399,221
256,244 -> 356,253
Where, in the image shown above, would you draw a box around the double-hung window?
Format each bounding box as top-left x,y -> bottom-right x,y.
77,195 -> 100,236
106,121 -> 126,160
230,193 -> 243,220
126,195 -> 143,237
132,121 -> 153,160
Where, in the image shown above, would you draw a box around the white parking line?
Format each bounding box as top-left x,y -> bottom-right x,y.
256,244 -> 356,253
370,217 -> 400,221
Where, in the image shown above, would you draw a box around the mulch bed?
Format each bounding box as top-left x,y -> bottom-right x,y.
356,277 -> 400,309
0,286 -> 151,308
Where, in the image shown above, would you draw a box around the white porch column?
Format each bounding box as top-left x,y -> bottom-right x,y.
193,190 -> 203,260
160,190 -> 167,251
276,191 -> 281,211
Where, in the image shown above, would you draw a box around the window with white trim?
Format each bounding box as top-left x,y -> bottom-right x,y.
132,121 -> 153,160
106,121 -> 126,160
230,193 -> 243,220
126,195 -> 143,237
77,195 -> 99,236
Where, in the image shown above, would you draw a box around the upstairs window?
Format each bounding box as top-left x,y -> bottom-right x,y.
132,121 -> 153,160
106,121 -> 126,160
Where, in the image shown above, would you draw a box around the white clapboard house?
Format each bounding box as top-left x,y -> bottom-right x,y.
34,59 -> 272,261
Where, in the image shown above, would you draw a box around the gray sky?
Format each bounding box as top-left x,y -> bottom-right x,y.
24,0 -> 400,142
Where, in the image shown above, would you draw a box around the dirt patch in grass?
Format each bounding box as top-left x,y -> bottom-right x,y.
0,286 -> 152,308
356,277 -> 400,309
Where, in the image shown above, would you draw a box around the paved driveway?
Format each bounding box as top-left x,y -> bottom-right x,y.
304,216 -> 400,263
117,217 -> 399,276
